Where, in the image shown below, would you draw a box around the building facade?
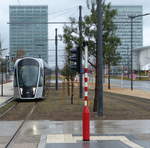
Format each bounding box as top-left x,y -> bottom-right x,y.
112,5 -> 143,66
9,5 -> 48,65
134,46 -> 150,70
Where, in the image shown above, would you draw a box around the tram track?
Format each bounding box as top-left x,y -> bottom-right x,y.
0,102 -> 18,119
0,97 -> 15,108
5,101 -> 38,148
0,97 -> 19,120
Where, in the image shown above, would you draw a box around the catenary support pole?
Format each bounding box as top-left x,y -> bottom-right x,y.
130,18 -> 133,90
79,5 -> 83,98
1,62 -> 3,96
82,45 -> 90,141
55,28 -> 58,90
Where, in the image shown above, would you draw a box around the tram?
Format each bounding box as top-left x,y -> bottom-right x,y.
13,57 -> 51,100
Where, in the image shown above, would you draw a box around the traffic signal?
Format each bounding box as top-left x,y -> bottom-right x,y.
69,47 -> 80,73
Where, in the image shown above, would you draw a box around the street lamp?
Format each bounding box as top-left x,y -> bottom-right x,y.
5,56 -> 9,82
0,61 -> 4,96
128,13 -> 150,90
35,32 -> 61,91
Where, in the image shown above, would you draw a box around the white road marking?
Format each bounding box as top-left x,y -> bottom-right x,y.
46,134 -> 144,148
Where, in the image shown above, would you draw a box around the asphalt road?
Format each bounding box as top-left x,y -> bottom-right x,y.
105,78 -> 150,91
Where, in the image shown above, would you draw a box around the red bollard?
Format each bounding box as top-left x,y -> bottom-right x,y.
82,45 -> 90,141
82,105 -> 90,141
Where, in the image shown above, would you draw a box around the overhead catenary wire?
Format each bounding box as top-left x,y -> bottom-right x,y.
48,6 -> 79,19
48,6 -> 78,16
8,4 -> 82,68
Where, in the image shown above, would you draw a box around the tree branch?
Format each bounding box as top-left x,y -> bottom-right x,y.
88,59 -> 96,69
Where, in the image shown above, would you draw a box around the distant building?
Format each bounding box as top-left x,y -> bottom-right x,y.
112,5 -> 143,66
9,5 -> 48,65
134,46 -> 150,70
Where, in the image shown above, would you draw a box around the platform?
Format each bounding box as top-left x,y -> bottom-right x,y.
0,82 -> 13,106
0,120 -> 149,148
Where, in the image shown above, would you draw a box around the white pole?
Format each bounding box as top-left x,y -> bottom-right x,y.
85,46 -> 88,69
84,46 -> 88,106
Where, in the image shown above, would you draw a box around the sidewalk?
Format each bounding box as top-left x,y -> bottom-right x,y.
0,82 -> 149,147
0,82 -> 13,106
88,82 -> 150,100
37,120 -> 150,148
104,84 -> 150,100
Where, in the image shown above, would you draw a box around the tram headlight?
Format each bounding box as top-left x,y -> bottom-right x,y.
33,87 -> 36,94
20,88 -> 23,95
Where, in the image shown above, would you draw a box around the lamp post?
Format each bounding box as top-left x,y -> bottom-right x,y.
55,28 -> 58,90
35,32 -> 62,91
5,56 -> 9,82
128,13 -> 150,90
1,61 -> 3,96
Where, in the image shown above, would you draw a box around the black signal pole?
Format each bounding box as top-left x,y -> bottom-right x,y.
79,5 -> 83,98
96,0 -> 103,116
55,28 -> 58,90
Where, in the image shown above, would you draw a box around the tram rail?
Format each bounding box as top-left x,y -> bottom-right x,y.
5,102 -> 38,148
0,97 -> 15,108
0,102 -> 18,119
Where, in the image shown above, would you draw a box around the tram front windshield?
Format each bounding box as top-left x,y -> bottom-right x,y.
18,59 -> 39,87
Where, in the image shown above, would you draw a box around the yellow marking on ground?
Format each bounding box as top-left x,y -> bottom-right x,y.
46,134 -> 144,148
47,134 -> 76,143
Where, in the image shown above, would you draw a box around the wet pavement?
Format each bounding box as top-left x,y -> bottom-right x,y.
0,82 -> 13,106
45,142 -> 132,148
0,81 -> 150,147
0,120 -> 150,147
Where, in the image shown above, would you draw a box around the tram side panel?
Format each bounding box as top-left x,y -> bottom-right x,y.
42,66 -> 51,96
14,68 -> 20,99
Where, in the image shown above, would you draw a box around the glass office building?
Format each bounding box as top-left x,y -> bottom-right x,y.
9,5 -> 48,64
112,6 -> 143,67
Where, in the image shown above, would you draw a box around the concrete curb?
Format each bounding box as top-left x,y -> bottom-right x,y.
0,97 -> 14,108
104,91 -> 150,101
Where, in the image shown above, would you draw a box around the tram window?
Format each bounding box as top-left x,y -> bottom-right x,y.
18,65 -> 39,87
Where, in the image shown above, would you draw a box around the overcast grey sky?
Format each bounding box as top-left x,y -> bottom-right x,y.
0,0 -> 150,46
0,0 -> 150,66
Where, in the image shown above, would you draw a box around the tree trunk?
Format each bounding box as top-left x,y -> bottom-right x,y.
93,84 -> 97,112
67,78 -> 70,96
93,62 -> 98,112
108,63 -> 111,89
71,78 -> 74,104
